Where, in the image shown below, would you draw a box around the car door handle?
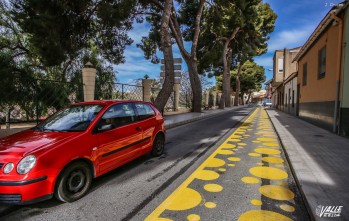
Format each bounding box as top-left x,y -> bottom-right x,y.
136,127 -> 142,131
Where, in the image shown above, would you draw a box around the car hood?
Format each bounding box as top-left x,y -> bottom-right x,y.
0,129 -> 78,157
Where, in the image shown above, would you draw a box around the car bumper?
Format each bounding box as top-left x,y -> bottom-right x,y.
0,176 -> 53,204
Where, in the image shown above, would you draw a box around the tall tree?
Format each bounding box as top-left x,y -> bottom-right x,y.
201,0 -> 276,108
137,0 -> 206,112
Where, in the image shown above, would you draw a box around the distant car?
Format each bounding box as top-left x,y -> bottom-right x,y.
0,100 -> 165,204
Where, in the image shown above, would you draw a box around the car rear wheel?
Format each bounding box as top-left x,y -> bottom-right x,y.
54,162 -> 92,203
151,134 -> 165,157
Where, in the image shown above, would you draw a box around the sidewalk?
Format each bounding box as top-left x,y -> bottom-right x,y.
267,109 -> 349,220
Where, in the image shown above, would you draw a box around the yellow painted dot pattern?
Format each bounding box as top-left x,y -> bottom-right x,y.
145,108 -> 296,221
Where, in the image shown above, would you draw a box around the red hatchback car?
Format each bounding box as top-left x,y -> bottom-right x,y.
0,100 -> 165,204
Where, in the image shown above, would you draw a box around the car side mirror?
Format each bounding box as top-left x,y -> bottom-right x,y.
98,124 -> 113,132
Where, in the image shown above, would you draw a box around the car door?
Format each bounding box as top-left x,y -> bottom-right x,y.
133,102 -> 157,153
95,103 -> 143,174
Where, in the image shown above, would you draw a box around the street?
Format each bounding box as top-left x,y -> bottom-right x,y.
0,107 -> 310,221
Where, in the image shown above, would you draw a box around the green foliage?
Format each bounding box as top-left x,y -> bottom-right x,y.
230,60 -> 265,94
199,0 -> 277,73
11,0 -> 135,66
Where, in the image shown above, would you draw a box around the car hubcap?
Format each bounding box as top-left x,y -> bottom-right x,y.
67,170 -> 85,193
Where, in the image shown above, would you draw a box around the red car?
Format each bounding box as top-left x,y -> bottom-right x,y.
0,100 -> 165,204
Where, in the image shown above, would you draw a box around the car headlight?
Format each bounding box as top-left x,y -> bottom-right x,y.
3,163 -> 14,174
17,155 -> 36,174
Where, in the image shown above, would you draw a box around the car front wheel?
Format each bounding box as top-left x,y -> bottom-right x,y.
54,161 -> 92,203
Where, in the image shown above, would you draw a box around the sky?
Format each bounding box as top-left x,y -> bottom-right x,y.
114,0 -> 345,86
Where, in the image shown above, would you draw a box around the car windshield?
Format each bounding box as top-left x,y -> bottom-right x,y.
33,104 -> 104,132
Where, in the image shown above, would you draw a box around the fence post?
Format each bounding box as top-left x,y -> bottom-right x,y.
142,79 -> 153,102
212,91 -> 217,108
82,62 -> 96,101
121,84 -> 124,100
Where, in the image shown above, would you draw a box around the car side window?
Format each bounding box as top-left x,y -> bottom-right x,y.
135,103 -> 155,121
100,103 -> 136,129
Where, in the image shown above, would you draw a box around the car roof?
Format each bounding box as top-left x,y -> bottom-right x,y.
72,100 -> 153,106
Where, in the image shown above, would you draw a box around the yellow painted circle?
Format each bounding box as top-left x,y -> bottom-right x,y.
223,144 -> 236,148
228,164 -> 235,167
238,143 -> 247,146
206,158 -> 225,167
253,140 -> 262,143
230,139 -> 241,142
262,157 -> 284,164
228,157 -> 241,162
241,176 -> 260,184
166,188 -> 202,211
257,138 -> 277,142
263,142 -> 279,147
187,214 -> 201,221
280,204 -> 295,212
249,153 -> 261,157
230,135 -> 242,139
249,167 -> 288,180
205,202 -> 217,209
218,168 -> 226,172
256,162 -> 264,166
194,170 -> 220,181
238,210 -> 292,221
204,184 -> 223,192
251,199 -> 262,206
259,185 -> 295,200
217,150 -> 234,155
254,148 -> 281,155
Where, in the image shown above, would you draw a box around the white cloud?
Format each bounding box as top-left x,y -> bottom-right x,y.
267,25 -> 314,52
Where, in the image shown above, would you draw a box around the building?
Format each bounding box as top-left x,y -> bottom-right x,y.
294,2 -> 348,134
271,47 -> 301,112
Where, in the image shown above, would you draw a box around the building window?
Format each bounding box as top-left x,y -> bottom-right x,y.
292,90 -> 295,107
318,46 -> 326,79
278,58 -> 284,73
303,63 -> 307,86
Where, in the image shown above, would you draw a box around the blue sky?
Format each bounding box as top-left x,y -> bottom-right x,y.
114,0 -> 344,86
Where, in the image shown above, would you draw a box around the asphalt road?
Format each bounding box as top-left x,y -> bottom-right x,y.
0,107 -> 310,221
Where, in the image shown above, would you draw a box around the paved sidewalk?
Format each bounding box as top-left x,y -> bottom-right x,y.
267,109 -> 349,221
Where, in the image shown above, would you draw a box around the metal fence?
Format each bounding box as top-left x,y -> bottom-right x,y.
109,83 -> 143,101
0,79 -> 144,129
0,78 -> 83,129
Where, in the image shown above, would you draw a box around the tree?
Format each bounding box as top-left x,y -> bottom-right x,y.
200,0 -> 276,108
230,60 -> 265,104
137,0 -> 207,112
11,0 -> 135,67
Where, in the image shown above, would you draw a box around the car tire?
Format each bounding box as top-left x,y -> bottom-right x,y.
151,134 -> 165,157
54,161 -> 92,203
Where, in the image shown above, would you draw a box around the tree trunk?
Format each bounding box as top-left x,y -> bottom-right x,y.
187,60 -> 202,112
220,47 -> 233,109
153,0 -> 174,113
247,92 -> 252,104
234,63 -> 243,106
